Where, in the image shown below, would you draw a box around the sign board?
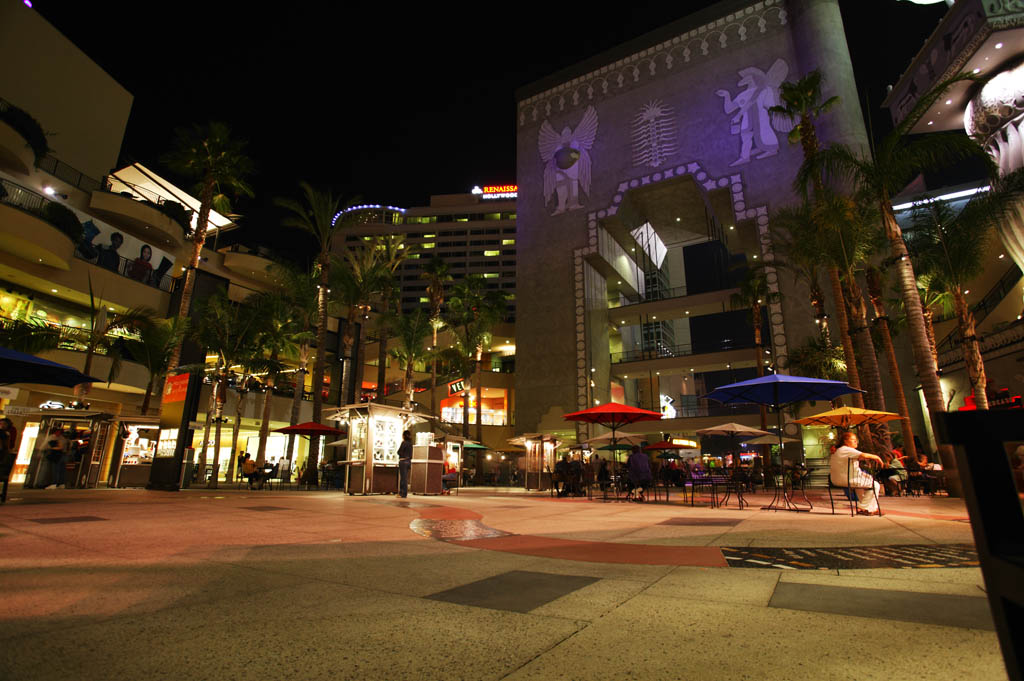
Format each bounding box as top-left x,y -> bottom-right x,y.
669,437 -> 698,448
471,184 -> 518,200
162,373 -> 190,405
0,387 -> 20,400
447,378 -> 470,396
1,405 -> 33,416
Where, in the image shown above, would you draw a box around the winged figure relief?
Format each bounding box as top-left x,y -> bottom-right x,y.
716,58 -> 791,167
537,105 -> 599,215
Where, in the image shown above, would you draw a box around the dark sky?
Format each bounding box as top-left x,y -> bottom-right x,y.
33,0 -> 948,262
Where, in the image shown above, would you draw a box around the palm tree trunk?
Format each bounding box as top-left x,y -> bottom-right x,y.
375,297 -> 390,404
256,353 -> 278,466
227,384 -> 246,479
953,288 -> 988,410
167,176 -> 215,374
922,307 -> 939,367
208,371 -> 228,489
845,278 -> 892,453
197,385 -> 215,482
475,350 -> 483,443
866,268 -> 917,461
828,266 -> 864,409
141,376 -> 155,415
404,361 -> 414,409
286,349 -> 308,464
305,255 -> 329,486
881,203 -> 959,494
430,325 -> 439,417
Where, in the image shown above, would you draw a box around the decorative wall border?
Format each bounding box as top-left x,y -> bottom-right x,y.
572,161 -> 789,434
518,0 -> 787,127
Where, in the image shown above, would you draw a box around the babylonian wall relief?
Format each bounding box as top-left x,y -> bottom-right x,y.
538,105 -> 599,216
716,58 -> 793,167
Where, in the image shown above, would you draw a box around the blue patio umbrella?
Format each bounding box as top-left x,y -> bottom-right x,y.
703,374 -> 863,511
0,346 -> 100,388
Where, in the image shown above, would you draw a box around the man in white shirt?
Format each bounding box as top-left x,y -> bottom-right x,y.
830,431 -> 884,515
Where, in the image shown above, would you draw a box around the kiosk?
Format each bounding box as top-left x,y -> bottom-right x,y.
324,403 -> 435,495
513,433 -> 561,491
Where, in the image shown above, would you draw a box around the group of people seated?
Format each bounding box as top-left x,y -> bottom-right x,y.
552,446 -> 657,501
240,453 -> 290,490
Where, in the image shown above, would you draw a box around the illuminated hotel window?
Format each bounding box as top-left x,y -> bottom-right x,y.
419,297 -> 429,303
484,213 -> 501,220
483,273 -> 498,279
407,253 -> 420,258
421,243 -> 435,249
456,217 -> 469,222
422,234 -> 435,238
484,250 -> 499,257
504,213 -> 517,221
502,239 -> 515,245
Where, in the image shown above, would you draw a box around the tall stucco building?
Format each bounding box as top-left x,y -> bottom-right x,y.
514,0 -> 869,443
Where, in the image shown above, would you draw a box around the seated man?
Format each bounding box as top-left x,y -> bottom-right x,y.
626,445 -> 653,502
241,454 -> 259,489
441,460 -> 458,494
568,456 -> 583,496
830,431 -> 884,515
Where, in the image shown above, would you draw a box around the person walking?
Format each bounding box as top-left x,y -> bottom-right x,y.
397,430 -> 413,498
0,418 -> 17,503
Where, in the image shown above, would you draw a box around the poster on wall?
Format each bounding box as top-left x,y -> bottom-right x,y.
70,209 -> 176,289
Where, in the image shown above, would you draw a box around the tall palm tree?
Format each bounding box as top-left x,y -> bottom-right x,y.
906,172 -> 1024,409
335,245 -> 381,405
122,317 -> 188,415
445,275 -> 508,440
768,71 -> 866,411
250,290 -> 303,466
268,262 -> 318,465
420,257 -> 452,417
190,289 -> 262,487
770,200 -> 864,408
864,266 -> 917,461
814,192 -> 892,452
277,182 -> 351,485
163,122 -> 254,373
389,309 -> 433,409
370,235 -> 412,403
729,265 -> 776,439
803,73 -> 989,490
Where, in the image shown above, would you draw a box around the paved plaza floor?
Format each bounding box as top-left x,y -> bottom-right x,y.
0,485 -> 1008,680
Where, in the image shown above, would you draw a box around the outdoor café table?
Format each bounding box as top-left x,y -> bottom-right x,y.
689,474 -> 717,507
713,473 -> 747,509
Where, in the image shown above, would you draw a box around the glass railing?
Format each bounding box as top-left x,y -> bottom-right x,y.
0,317 -> 140,356
937,318 -> 1024,369
934,264 -> 1023,355
611,337 -> 755,364
73,249 -> 176,292
37,155 -> 102,194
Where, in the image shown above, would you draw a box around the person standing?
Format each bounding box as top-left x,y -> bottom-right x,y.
397,430 -> 413,498
44,428 -> 69,488
830,431 -> 884,515
0,418 -> 17,503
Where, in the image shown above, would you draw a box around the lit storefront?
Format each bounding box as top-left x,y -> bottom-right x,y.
110,419 -> 160,487
440,387 -> 509,426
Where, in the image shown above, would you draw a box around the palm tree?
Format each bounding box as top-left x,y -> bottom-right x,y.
190,289 -> 262,487
122,317 -> 188,415
371,235 -> 412,403
267,262 -> 318,466
906,172 -> 1024,409
73,283 -> 154,399
163,122 -> 254,374
445,275 -> 508,440
803,73 -> 989,490
250,290 -> 302,466
389,309 -> 433,408
783,335 -> 847,384
277,182 -> 351,485
814,192 -> 892,453
336,244 -> 381,404
767,71 -> 866,412
768,204 -> 831,342
729,265 -> 776,439
864,266 -> 917,461
770,200 -> 864,408
420,257 -> 452,417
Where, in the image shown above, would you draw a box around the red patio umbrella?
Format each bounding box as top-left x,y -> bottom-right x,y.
643,440 -> 690,451
273,421 -> 344,436
563,403 -> 662,458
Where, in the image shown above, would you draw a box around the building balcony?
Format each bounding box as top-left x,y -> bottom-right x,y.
88,189 -> 188,253
0,180 -> 76,270
221,244 -> 277,285
611,337 -> 756,367
0,118 -> 35,176
38,348 -> 149,395
610,286 -> 739,325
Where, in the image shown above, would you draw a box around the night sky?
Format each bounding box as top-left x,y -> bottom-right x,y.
32,0 -> 948,263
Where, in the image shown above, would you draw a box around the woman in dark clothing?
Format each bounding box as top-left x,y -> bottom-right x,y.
0,418 -> 17,503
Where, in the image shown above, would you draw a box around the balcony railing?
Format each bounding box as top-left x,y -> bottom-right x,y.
0,317 -> 140,356
611,337 -> 755,364
935,264 -> 1023,355
671,396 -> 760,418
37,155 -> 102,194
937,319 -> 1024,369
0,177 -> 82,242
100,177 -> 193,236
73,248 -> 175,292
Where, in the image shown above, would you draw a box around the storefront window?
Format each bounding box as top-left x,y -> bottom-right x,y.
440,389 -> 508,426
